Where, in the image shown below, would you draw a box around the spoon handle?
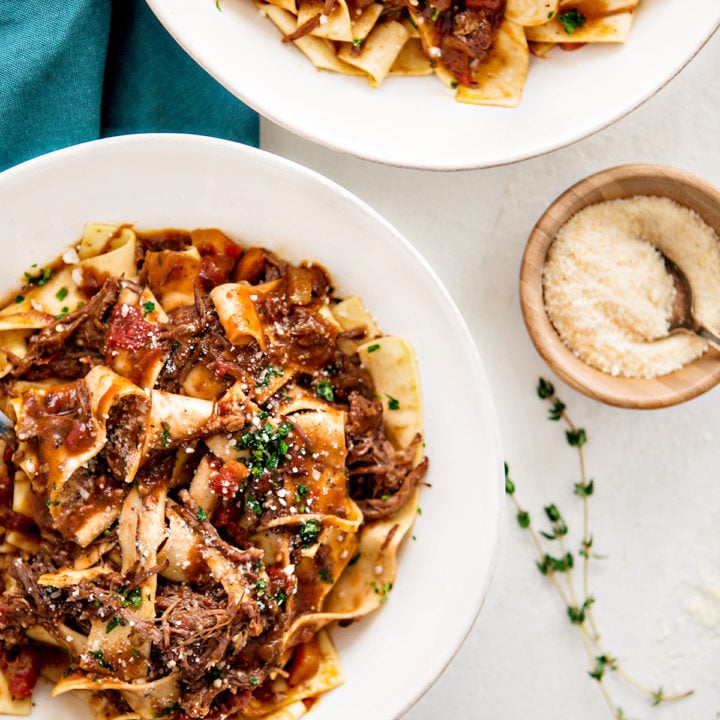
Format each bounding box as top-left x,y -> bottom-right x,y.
697,326 -> 720,353
0,409 -> 14,448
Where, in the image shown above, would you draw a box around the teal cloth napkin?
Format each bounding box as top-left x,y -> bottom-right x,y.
0,0 -> 259,171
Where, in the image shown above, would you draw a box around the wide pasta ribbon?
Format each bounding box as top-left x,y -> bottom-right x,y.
12,365 -> 151,546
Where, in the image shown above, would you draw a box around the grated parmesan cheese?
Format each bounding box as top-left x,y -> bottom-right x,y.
543,196 -> 720,378
62,247 -> 80,265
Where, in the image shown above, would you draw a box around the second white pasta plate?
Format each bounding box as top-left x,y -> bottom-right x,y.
0,133 -> 503,719
145,0 -> 720,170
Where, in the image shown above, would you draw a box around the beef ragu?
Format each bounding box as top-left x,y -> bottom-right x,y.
291,0 -> 507,88
410,0 -> 506,86
254,0 -> 640,107
0,224 -> 427,719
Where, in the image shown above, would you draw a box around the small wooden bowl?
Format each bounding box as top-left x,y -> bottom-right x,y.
519,164 -> 720,409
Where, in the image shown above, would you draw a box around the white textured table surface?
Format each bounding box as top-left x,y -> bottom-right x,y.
261,29 -> 720,720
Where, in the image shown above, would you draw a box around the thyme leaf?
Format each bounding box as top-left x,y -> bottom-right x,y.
503,379 -> 694,718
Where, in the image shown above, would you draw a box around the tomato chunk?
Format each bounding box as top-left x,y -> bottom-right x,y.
105,303 -> 157,355
2,649 -> 39,700
209,461 -> 250,498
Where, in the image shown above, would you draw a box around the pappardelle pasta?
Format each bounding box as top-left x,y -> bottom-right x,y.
254,0 -> 639,106
0,225 -> 427,719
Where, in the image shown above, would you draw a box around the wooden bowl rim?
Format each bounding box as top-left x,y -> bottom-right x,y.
519,163 -> 720,409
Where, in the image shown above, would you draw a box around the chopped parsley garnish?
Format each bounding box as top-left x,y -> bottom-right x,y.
296,484 -> 309,500
105,615 -> 123,634
121,587 -> 143,608
256,364 -> 284,389
196,507 -> 208,522
385,394 -> 400,410
366,343 -> 380,353
450,81 -> 458,89
142,300 -> 156,317
14,295 -> 24,304
315,379 -> 335,402
299,519 -> 322,547
55,286 -> 69,301
237,419 -> 293,479
352,37 -> 363,49
249,677 -> 260,686
89,650 -> 116,671
431,6 -> 440,20
558,8 -> 586,34
245,497 -> 263,516
159,422 -> 172,448
318,567 -> 333,583
370,581 -> 393,602
24,266 -> 53,286
275,590 -> 287,607
54,306 -> 69,319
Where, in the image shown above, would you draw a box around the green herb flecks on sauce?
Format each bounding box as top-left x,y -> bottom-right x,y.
558,8 -> 586,34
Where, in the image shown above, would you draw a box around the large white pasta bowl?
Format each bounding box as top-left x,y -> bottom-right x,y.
0,134 -> 503,720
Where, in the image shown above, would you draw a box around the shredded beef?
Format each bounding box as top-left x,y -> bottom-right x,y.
232,247 -> 287,285
0,229 -> 429,719
427,0 -> 506,86
345,391 -> 428,520
156,293 -> 238,395
176,490 -> 264,568
7,278 -> 125,380
154,584 -> 254,684
327,351 -> 374,402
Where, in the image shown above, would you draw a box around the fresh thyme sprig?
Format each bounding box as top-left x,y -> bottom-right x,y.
505,378 -> 694,720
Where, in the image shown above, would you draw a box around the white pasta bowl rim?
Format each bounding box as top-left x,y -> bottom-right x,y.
0,133 -> 504,719
144,0 -> 720,170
